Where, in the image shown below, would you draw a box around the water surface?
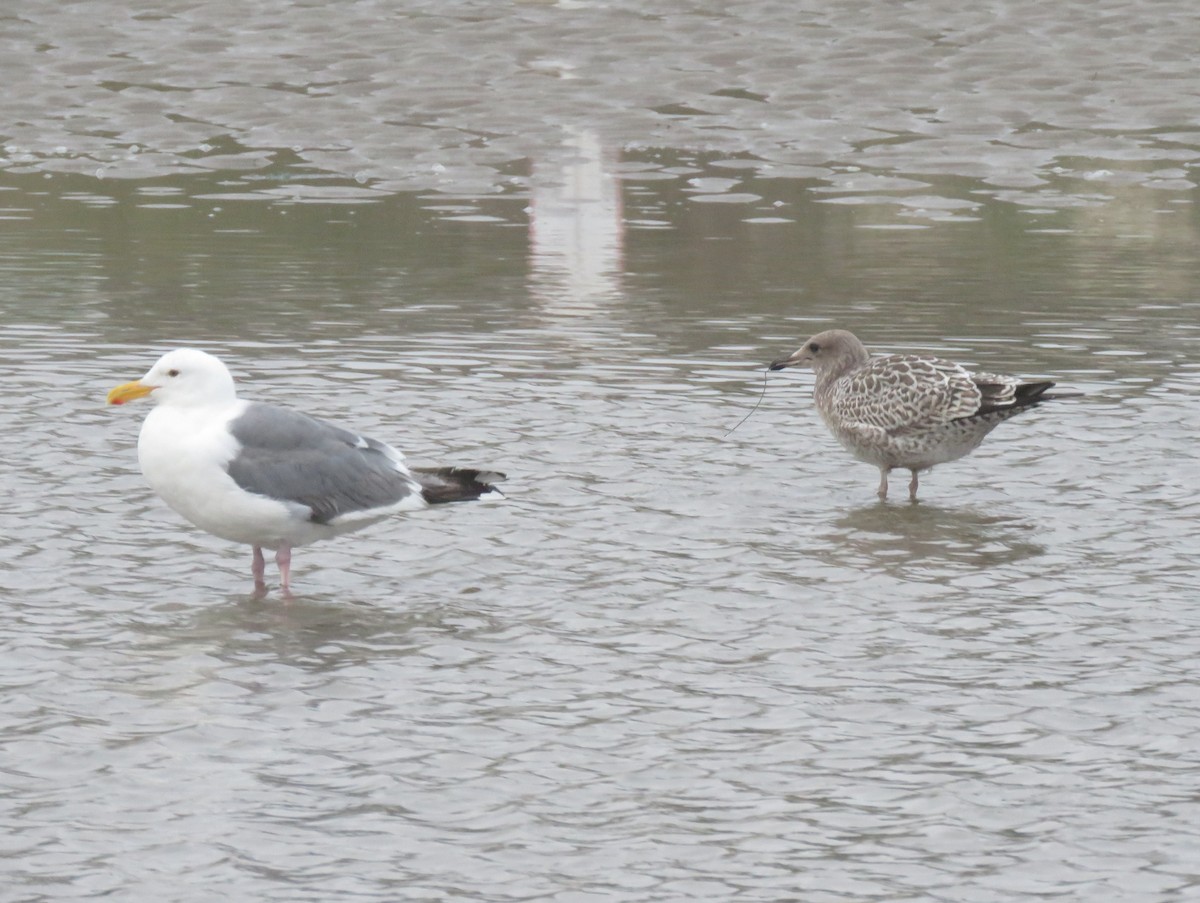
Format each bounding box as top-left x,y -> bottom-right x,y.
2,3 -> 1200,901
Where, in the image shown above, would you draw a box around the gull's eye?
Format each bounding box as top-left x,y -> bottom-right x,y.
808,342 -> 821,354
167,369 -> 180,377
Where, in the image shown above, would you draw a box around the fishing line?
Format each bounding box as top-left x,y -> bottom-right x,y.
724,368 -> 770,437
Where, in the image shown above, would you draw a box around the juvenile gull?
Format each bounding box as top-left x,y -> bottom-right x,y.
769,329 -> 1074,501
107,348 -> 504,595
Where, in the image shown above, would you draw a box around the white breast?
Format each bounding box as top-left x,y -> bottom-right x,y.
137,401 -> 317,548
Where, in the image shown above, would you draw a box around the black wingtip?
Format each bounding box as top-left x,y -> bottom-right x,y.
970,380 -> 1081,419
1014,380 -> 1056,405
413,466 -> 505,504
1016,382 -> 1085,407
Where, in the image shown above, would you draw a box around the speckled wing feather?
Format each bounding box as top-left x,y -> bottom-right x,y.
824,354 -> 983,432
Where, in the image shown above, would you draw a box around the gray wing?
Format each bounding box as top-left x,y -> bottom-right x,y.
226,403 -> 420,524
829,354 -> 982,432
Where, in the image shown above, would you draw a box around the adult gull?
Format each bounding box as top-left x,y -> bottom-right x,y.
107,348 -> 504,594
769,329 -> 1077,501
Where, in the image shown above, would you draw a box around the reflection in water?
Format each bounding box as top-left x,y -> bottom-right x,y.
828,503 -> 1045,577
528,129 -> 624,320
129,593 -> 511,676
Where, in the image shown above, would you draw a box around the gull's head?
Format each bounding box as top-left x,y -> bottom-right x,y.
107,348 -> 238,407
769,329 -> 870,377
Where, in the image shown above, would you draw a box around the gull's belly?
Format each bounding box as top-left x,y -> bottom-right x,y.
831,420 -> 993,470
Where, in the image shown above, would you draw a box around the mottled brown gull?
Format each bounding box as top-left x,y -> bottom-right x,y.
108,349 -> 504,596
769,329 -> 1075,501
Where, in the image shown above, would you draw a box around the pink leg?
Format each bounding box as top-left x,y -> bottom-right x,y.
252,545 -> 267,594
877,467 -> 889,500
908,469 -> 920,502
275,544 -> 293,597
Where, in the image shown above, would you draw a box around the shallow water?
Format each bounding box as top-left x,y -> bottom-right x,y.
3,2 -> 1200,901
5,0 -> 1200,206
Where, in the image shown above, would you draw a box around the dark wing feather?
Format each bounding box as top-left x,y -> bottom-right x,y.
412,467 -> 505,504
969,375 -> 1054,418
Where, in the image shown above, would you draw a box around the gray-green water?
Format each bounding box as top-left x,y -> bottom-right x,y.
3,2 -> 1200,901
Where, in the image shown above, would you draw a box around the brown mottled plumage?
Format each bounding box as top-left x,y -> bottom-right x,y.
769,329 -> 1074,501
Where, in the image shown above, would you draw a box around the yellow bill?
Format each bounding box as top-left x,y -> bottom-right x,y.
107,380 -> 155,405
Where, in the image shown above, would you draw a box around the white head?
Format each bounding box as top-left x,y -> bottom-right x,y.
108,348 -> 238,408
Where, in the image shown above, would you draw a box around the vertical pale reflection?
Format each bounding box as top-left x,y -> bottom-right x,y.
528,129 -> 625,321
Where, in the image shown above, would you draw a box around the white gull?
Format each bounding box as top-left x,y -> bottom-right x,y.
108,348 -> 503,595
